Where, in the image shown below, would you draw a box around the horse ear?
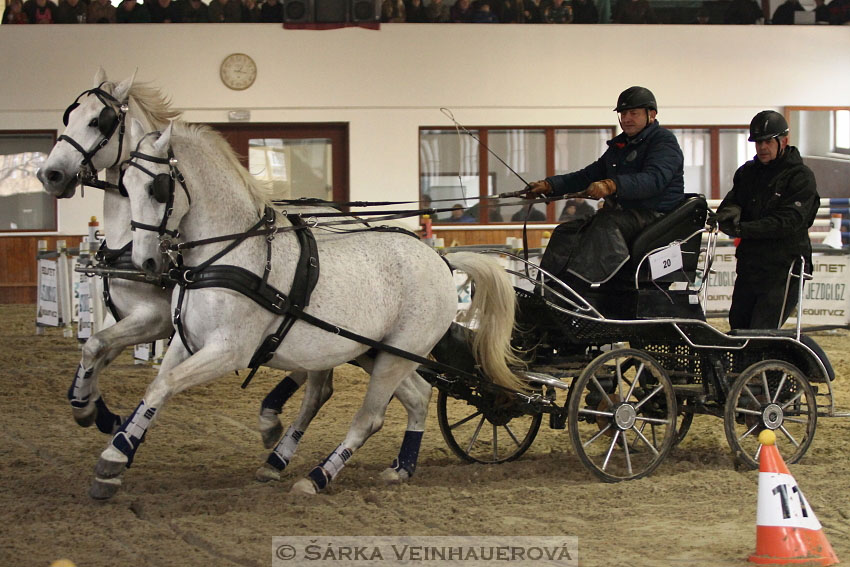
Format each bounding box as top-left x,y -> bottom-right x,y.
112,69 -> 137,103
129,118 -> 146,147
153,122 -> 173,153
94,67 -> 107,88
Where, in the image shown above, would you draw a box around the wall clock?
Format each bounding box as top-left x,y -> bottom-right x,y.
220,53 -> 257,91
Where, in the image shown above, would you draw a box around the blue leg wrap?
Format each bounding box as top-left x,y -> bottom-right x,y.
307,466 -> 330,491
307,446 -> 352,491
111,401 -> 156,468
266,452 -> 289,471
261,376 -> 300,414
266,428 -> 303,471
392,430 -> 424,476
94,397 -> 123,435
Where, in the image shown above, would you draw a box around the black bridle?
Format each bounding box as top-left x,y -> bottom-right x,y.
58,84 -> 129,189
123,143 -> 191,240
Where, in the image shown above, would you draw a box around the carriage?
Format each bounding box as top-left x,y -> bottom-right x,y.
421,193 -> 843,482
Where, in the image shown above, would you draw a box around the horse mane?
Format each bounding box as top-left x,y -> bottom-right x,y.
102,80 -> 182,128
173,122 -> 273,216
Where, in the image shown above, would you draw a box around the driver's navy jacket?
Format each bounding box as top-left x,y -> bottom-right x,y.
545,120 -> 685,213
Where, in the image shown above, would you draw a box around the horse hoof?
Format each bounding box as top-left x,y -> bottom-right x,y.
379,468 -> 410,484
259,421 -> 284,450
72,405 -> 97,428
94,446 -> 128,479
90,476 -> 121,500
290,478 -> 318,495
255,463 -> 282,483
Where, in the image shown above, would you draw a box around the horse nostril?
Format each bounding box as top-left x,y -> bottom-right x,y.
46,170 -> 65,184
142,258 -> 158,274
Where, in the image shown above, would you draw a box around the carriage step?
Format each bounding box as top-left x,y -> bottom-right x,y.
521,371 -> 569,391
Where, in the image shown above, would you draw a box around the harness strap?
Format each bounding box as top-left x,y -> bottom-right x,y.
96,241 -> 133,322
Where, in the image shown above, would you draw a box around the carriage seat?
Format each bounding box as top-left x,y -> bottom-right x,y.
727,328 -> 835,382
630,193 -> 708,285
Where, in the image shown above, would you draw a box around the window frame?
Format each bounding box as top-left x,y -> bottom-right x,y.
0,129 -> 58,234
786,106 -> 850,157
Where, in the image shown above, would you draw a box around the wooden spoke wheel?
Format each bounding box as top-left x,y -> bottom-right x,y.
724,360 -> 817,470
567,348 -> 677,482
437,389 -> 542,464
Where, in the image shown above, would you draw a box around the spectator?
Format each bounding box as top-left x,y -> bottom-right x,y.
86,0 -> 115,21
716,110 -> 819,330
523,0 -> 544,21
148,0 -> 180,21
723,0 -> 762,23
827,0 -> 850,23
472,0 -> 499,21
450,0 -> 473,21
381,0 -> 405,21
54,0 -> 87,23
771,0 -> 803,23
511,205 -> 546,222
596,0 -> 610,21
116,0 -> 150,21
23,0 -> 58,23
613,0 -> 656,22
425,0 -> 449,21
3,0 -> 29,23
448,204 -> 475,222
571,0 -> 598,23
261,0 -> 283,21
496,0 -> 520,22
559,198 -> 595,222
406,0 -> 427,21
545,0 -> 570,21
693,7 -> 709,22
241,0 -> 261,20
813,0 -> 829,22
209,0 -> 241,21
179,0 -> 209,21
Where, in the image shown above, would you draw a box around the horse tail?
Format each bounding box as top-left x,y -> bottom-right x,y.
444,252 -> 527,393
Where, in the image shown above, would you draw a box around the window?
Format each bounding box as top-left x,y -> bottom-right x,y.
420,124 -> 749,224
834,110 -> 850,154
0,131 -> 57,232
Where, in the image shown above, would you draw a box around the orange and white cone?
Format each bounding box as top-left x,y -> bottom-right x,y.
750,430 -> 839,566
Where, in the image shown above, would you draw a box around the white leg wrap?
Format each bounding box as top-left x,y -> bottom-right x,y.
273,426 -> 303,463
323,444 -> 353,481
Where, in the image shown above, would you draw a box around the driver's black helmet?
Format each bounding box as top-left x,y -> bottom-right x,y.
614,86 -> 657,112
748,110 -> 789,142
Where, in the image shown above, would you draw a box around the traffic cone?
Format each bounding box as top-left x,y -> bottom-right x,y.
750,430 -> 839,566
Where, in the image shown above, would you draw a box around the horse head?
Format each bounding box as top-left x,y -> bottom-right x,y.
39,68 -> 136,198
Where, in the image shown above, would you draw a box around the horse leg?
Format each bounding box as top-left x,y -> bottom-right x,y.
291,355 -> 417,495
256,369 -> 334,482
70,306 -> 169,433
257,370 -> 315,449
379,370 -> 432,484
89,342 -> 231,500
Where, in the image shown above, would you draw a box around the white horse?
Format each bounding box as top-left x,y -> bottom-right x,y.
37,70 -> 343,451
90,119 -> 524,498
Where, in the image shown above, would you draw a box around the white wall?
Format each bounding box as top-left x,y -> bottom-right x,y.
2,23 -> 849,234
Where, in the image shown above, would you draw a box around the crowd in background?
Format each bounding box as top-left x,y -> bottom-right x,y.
3,0 -> 850,25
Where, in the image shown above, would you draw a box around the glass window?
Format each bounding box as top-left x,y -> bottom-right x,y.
0,132 -> 56,232
488,129 -> 546,223
834,110 -> 850,153
420,129 -> 481,223
718,129 -> 753,196
671,129 -> 711,198
248,137 -> 332,201
553,128 -> 610,219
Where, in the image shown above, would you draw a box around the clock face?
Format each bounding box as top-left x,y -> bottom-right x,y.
220,53 -> 257,91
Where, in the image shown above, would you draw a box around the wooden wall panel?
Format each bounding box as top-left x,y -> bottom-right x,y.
431,228 -> 550,249
0,235 -> 84,304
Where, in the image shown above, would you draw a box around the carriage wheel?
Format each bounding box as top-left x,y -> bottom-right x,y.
437,390 -> 542,464
724,360 -> 817,470
567,348 -> 677,482
675,402 -> 694,447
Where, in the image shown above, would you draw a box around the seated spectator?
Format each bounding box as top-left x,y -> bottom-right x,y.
571,0 -> 598,23
3,0 -> 29,23
613,0 -> 656,22
511,205 -> 546,222
209,0 -> 241,22
148,0 -> 181,21
771,0 -> 803,23
559,198 -> 596,222
723,0 -> 762,23
814,0 -> 829,22
23,0 -> 58,23
406,0 -> 428,21
86,0 -> 115,22
448,204 -> 475,223
179,0 -> 209,21
116,0 -> 150,21
693,6 -> 709,22
523,0 -> 544,21
426,0 -> 450,21
545,0 -> 570,21
472,0 -> 498,21
828,0 -> 850,23
450,0 -> 473,21
241,0 -> 261,21
381,0 -> 405,21
496,0 -> 520,22
54,0 -> 87,23
261,0 -> 283,21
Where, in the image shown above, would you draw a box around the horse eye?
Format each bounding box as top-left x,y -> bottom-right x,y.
88,118 -> 99,128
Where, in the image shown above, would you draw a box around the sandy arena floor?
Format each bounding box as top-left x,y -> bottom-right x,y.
1,303 -> 848,567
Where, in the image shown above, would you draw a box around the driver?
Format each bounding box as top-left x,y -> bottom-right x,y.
526,86 -> 685,289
